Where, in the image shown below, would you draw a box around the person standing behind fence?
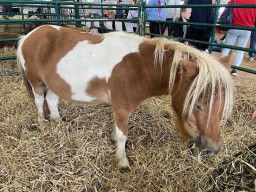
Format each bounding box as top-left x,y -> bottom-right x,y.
116,0 -> 126,18
115,0 -> 126,31
161,0 -> 181,36
187,0 -> 216,51
249,21 -> 256,62
146,0 -> 167,37
220,0 -> 256,76
126,0 -> 138,32
173,7 -> 192,43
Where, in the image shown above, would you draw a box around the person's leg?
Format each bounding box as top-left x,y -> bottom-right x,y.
202,36 -> 211,51
149,22 -> 158,37
202,27 -> 211,50
161,18 -> 172,36
196,30 -> 209,50
221,29 -> 238,57
191,29 -> 206,50
122,22 -> 126,31
149,22 -> 155,37
151,22 -> 161,36
161,19 -> 168,35
159,23 -> 164,35
167,18 -> 174,36
232,30 -> 251,67
249,31 -> 256,59
112,21 -> 116,30
189,28 -> 201,49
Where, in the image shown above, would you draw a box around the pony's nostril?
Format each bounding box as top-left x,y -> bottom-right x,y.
203,146 -> 221,157
187,136 -> 202,156
204,149 -> 215,156
213,145 -> 221,154
188,141 -> 196,149
215,146 -> 221,154
187,141 -> 200,156
188,137 -> 221,157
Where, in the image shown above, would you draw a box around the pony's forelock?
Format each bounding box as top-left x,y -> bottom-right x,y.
152,39 -> 233,125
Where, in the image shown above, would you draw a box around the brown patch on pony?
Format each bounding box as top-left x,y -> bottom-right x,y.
0,33 -> 21,48
107,41 -> 174,135
86,77 -> 109,103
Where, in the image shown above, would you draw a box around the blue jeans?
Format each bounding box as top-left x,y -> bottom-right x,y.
221,29 -> 251,67
249,30 -> 256,58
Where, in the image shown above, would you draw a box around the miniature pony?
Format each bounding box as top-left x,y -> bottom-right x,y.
17,25 -> 233,169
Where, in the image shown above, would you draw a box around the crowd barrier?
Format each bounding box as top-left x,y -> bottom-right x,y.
0,0 -> 255,74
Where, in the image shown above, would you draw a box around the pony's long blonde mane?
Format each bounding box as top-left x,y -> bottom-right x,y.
152,38 -> 233,124
100,32 -> 233,124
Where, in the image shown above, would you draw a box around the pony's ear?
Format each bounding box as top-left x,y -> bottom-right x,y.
179,59 -> 198,79
218,51 -> 235,69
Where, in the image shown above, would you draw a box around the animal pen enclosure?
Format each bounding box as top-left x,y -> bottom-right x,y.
0,0 -> 256,191
1,46 -> 255,191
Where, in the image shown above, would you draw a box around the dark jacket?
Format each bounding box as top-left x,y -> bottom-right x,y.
187,0 -> 213,30
173,17 -> 190,41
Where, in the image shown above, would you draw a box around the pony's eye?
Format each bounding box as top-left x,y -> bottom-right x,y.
195,102 -> 202,110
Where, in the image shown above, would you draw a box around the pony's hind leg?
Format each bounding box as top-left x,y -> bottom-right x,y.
33,91 -> 46,124
45,89 -> 61,121
24,74 -> 46,124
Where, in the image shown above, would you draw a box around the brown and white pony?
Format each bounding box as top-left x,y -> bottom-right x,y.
17,25 -> 233,169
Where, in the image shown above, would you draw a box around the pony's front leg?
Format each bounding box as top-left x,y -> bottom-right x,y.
112,109 -> 131,169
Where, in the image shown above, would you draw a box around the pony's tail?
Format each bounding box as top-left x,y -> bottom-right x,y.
17,44 -> 34,99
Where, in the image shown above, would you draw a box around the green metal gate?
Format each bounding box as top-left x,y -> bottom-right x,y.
0,0 -> 255,74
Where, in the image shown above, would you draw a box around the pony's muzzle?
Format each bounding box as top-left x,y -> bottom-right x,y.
188,136 -> 221,157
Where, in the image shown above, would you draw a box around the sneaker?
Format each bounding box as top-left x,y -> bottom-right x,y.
231,69 -> 237,76
203,49 -> 209,54
249,57 -> 255,62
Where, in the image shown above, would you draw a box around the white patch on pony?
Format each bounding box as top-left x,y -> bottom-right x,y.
112,124 -> 129,168
50,25 -> 61,30
57,33 -> 144,102
17,37 -> 26,70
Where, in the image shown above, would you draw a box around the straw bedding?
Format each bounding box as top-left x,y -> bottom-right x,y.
0,47 -> 255,192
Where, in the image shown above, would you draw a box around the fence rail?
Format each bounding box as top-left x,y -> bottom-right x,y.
0,0 -> 255,74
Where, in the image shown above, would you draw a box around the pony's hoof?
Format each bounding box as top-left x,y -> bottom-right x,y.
117,157 -> 130,170
38,118 -> 48,124
50,117 -> 62,122
119,166 -> 131,173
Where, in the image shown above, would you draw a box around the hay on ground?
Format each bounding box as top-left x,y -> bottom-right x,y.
0,47 -> 255,191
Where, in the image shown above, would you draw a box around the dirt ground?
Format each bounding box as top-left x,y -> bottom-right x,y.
0,44 -> 255,192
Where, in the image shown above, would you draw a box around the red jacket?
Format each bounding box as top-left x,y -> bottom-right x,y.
229,0 -> 256,27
